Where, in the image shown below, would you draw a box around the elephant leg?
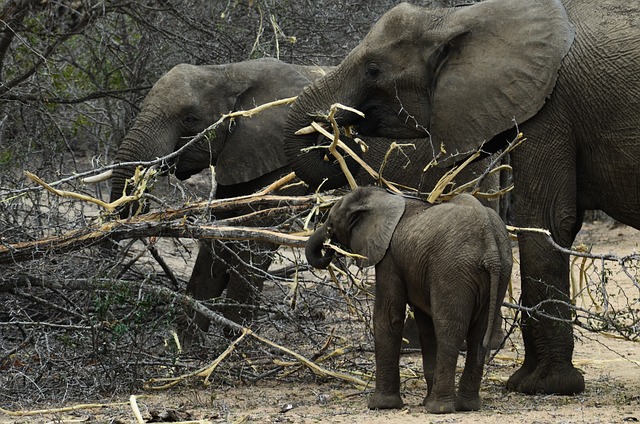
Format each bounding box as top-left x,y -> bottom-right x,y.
507,231 -> 583,395
368,264 -> 406,410
413,309 -> 437,396
506,126 -> 585,395
184,239 -> 273,337
455,315 -> 488,412
182,240 -> 230,346
221,240 -> 274,332
425,297 -> 469,414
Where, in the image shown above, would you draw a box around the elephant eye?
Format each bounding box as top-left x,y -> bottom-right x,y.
182,114 -> 200,127
365,63 -> 381,80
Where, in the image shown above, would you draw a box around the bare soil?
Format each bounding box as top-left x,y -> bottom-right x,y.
2,220 -> 639,424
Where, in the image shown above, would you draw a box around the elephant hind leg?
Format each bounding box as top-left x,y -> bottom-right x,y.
455,316 -> 487,412
423,318 -> 466,414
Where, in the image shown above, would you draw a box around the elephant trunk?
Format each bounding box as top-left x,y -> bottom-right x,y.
110,118 -> 176,218
305,225 -> 334,269
283,74 -> 361,190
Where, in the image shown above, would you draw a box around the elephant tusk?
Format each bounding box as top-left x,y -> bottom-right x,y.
82,169 -> 114,183
295,124 -> 318,135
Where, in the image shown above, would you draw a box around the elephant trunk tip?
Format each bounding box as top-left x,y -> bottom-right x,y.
305,226 -> 335,269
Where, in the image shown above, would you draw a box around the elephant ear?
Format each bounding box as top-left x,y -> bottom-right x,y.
215,93 -> 290,186
348,189 -> 406,267
216,60 -> 328,186
429,0 -> 575,165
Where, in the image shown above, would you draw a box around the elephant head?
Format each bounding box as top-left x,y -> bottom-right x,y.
306,187 -> 406,268
284,0 -> 574,188
109,58 -> 329,216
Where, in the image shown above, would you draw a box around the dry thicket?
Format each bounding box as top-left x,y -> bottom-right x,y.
1,0 -> 638,417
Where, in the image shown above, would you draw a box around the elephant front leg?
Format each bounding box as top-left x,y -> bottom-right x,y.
368,269 -> 406,410
182,240 -> 230,347
222,240 -> 272,332
507,232 -> 584,395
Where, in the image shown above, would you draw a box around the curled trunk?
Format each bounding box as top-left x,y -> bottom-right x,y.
283,77 -> 362,190
305,225 -> 334,269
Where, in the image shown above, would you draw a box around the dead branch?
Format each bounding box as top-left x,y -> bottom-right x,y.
0,400 -> 133,418
2,98 -> 299,198
144,283 -> 369,389
0,220 -> 308,264
0,190 -> 336,264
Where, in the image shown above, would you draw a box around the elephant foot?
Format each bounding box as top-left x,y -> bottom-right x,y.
367,392 -> 404,410
454,395 -> 481,412
506,363 -> 584,395
423,395 -> 455,414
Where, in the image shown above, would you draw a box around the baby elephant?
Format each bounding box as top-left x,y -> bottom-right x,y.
305,187 -> 512,413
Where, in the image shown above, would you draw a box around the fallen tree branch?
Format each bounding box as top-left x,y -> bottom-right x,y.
0,180 -> 338,263
145,283 -> 369,389
0,220 -> 309,264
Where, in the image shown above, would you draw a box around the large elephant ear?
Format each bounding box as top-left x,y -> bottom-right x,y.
215,103 -> 290,186
347,188 -> 406,267
215,60 -> 319,186
429,0 -> 575,165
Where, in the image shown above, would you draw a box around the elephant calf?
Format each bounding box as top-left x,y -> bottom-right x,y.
305,187 -> 512,413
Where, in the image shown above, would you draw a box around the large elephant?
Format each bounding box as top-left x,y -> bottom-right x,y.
283,0 -> 640,395
306,187 -> 512,413
106,58 -> 330,335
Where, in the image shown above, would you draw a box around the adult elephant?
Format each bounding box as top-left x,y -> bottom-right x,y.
105,58 -> 330,336
283,0 -> 639,395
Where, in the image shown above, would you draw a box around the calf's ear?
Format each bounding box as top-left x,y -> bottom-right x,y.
350,190 -> 405,267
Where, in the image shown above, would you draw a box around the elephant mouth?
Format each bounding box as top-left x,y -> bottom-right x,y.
174,168 -> 193,181
333,102 -> 427,140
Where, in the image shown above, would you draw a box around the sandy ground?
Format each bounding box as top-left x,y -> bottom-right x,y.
1,219 -> 639,424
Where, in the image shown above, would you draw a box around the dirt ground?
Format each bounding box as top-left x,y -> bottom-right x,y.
2,219 -> 639,424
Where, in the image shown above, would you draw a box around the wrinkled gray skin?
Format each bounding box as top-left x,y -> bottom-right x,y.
110,58 -> 329,335
285,0 -> 640,395
306,187 -> 512,413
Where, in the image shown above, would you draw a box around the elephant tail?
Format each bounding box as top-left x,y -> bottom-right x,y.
480,257 -> 503,365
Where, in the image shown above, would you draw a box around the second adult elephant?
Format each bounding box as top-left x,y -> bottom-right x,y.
104,58 -> 330,335
284,0 -> 640,395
